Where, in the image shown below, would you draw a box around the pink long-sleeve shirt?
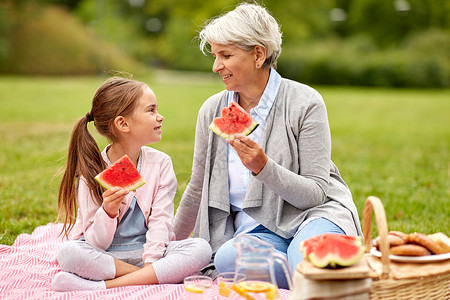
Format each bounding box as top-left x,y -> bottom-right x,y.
69,146 -> 177,263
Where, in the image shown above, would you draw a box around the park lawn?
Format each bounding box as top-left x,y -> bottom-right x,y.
0,73 -> 448,246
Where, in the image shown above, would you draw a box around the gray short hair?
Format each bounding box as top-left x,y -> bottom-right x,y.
199,3 -> 282,69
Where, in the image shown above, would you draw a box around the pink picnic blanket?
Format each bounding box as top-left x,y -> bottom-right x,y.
0,223 -> 290,299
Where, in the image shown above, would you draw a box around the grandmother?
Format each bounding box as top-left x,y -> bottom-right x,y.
173,3 -> 362,289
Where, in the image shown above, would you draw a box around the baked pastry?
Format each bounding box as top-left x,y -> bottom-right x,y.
388,230 -> 408,240
373,233 -> 406,249
407,232 -> 445,255
390,244 -> 431,256
428,232 -> 450,254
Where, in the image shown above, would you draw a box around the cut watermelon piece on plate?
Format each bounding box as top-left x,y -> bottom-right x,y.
95,154 -> 146,191
209,102 -> 259,139
301,233 -> 365,268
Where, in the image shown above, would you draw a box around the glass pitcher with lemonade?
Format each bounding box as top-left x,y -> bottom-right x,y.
230,234 -> 293,300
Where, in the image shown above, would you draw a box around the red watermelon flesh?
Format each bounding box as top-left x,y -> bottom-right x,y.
300,234 -> 327,257
209,102 -> 259,139
95,154 -> 146,191
301,234 -> 365,268
301,234 -> 362,256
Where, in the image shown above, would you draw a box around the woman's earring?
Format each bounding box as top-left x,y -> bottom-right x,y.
257,64 -> 260,68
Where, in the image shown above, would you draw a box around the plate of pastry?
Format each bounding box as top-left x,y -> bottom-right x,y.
370,247 -> 450,263
370,231 -> 450,263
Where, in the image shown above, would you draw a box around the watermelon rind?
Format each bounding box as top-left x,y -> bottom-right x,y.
95,154 -> 146,191
208,102 -> 259,139
309,246 -> 365,268
302,234 -> 365,268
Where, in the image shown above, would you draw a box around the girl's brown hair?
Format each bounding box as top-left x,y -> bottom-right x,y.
57,77 -> 147,238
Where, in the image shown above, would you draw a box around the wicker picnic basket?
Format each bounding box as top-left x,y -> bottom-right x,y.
363,196 -> 450,300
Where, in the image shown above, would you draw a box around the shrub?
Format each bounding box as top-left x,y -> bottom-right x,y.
0,3 -> 146,75
278,30 -> 449,88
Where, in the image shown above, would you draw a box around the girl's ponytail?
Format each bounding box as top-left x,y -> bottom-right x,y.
57,113 -> 106,239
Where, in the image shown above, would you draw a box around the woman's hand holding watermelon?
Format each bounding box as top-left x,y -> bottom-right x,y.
102,187 -> 129,218
227,133 -> 268,175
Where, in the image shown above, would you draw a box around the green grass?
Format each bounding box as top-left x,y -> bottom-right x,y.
0,73 -> 448,246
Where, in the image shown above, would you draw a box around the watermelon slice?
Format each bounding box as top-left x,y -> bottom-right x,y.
300,233 -> 365,268
95,154 -> 146,191
209,102 -> 259,139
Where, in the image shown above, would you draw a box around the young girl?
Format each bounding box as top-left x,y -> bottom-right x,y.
52,77 -> 212,291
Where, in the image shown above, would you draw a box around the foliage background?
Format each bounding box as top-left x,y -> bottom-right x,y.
0,0 -> 449,87
0,0 -> 449,244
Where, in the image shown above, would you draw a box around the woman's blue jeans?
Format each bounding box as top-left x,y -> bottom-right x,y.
214,218 -> 344,289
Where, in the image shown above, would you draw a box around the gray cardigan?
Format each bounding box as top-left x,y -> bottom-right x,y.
173,77 -> 362,253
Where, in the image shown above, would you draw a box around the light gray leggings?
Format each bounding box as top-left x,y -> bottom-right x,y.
56,238 -> 212,284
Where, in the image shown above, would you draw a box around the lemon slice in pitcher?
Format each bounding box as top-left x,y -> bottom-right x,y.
238,281 -> 272,293
232,284 -> 255,300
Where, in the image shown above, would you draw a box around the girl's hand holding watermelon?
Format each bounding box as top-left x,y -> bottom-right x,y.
101,187 -> 129,218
